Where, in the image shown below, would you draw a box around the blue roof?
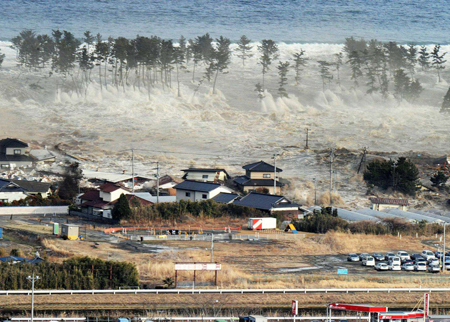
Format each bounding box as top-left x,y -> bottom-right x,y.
174,180 -> 222,192
212,193 -> 239,204
233,192 -> 299,211
0,256 -> 44,264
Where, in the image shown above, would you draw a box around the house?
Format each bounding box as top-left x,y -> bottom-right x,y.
173,180 -> 235,202
82,169 -> 151,186
212,192 -> 239,204
0,179 -> 28,203
233,160 -> 284,194
181,168 -> 230,183
0,256 -> 44,265
132,192 -> 176,203
79,183 -> 151,218
30,149 -> 57,164
10,180 -> 52,198
0,138 -> 34,169
369,197 -> 409,211
232,192 -> 300,218
158,175 -> 182,196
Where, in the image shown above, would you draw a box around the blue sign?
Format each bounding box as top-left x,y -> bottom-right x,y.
337,268 -> 348,275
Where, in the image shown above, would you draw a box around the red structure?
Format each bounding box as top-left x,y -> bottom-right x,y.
328,303 -> 424,322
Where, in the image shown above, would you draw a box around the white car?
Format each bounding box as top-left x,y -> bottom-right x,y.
389,256 -> 401,266
445,261 -> 450,270
415,262 -> 427,271
421,250 -> 436,261
428,265 -> 440,273
402,263 -> 415,271
428,258 -> 440,266
397,251 -> 410,261
359,253 -> 370,261
389,263 -> 401,271
375,263 -> 389,271
363,256 -> 375,267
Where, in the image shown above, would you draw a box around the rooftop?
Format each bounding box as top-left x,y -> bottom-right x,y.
233,192 -> 298,211
99,183 -> 128,193
212,192 -> 239,204
181,168 -> 228,173
370,197 -> 409,206
10,180 -> 52,193
174,180 -> 223,192
83,170 -> 150,184
243,160 -> 283,172
0,138 -> 28,148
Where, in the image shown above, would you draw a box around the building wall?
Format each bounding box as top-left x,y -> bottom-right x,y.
183,171 -> 227,182
0,191 -> 28,203
371,203 -> 407,211
176,186 -> 233,202
246,171 -> 280,179
100,188 -> 129,202
243,185 -> 281,195
5,147 -> 27,155
0,161 -> 33,169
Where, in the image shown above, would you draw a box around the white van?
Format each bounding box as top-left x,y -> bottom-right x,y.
389,256 -> 401,266
396,251 -> 410,261
421,250 -> 435,260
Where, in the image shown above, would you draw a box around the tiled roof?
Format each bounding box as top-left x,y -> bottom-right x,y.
10,180 -> 52,193
212,193 -> 239,204
0,179 -> 26,193
0,138 -> 28,148
369,197 -> 409,206
233,192 -> 298,211
99,183 -> 127,193
181,168 -> 228,173
242,160 -> 283,172
174,180 -> 222,192
79,190 -> 100,201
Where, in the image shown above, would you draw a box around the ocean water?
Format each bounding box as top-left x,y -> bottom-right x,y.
1,0 -> 450,44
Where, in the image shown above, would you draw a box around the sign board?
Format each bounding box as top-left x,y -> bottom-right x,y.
291,300 -> 298,316
337,268 -> 348,275
424,293 -> 430,317
175,263 -> 221,271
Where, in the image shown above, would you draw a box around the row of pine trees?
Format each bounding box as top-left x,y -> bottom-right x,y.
4,30 -> 449,106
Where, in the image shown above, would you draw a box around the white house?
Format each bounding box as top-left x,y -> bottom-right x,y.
181,168 -> 230,183
98,183 -> 130,202
0,179 -> 28,203
174,180 -> 235,202
0,138 -> 33,169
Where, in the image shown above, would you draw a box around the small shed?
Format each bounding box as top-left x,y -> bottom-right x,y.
61,224 -> 79,240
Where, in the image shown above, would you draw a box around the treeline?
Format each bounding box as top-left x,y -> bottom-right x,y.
127,199 -> 264,222
0,256 -> 139,290
9,30 -> 448,104
293,207 -> 443,236
0,194 -> 70,207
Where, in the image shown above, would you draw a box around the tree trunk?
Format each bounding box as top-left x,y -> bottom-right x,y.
176,63 -> 181,97
212,68 -> 219,94
98,63 -> 103,92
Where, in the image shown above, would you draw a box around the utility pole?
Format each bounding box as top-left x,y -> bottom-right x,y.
210,233 -> 214,263
27,273 -> 40,322
392,160 -> 397,190
131,148 -> 135,193
156,161 -> 160,204
357,147 -> 367,174
329,149 -> 334,204
305,128 -> 310,150
444,223 -> 446,272
273,153 -> 278,194
313,177 -> 317,206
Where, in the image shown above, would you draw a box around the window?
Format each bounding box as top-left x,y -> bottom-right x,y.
185,192 -> 191,197
202,194 -> 207,199
14,149 -> 21,155
263,174 -> 271,178
202,175 -> 209,179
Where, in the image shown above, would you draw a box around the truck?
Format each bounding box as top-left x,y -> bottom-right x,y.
248,217 -> 277,230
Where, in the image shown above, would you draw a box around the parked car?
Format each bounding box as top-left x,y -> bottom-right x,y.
402,263 -> 415,271
415,262 -> 427,271
435,251 -> 443,259
415,257 -> 426,264
428,264 -> 440,273
428,258 -> 440,266
389,256 -> 401,266
397,251 -> 410,261
389,263 -> 401,271
347,253 -> 360,262
373,253 -> 384,261
410,253 -> 423,261
402,259 -> 413,265
359,253 -> 370,261
363,256 -> 375,267
445,261 -> 450,270
385,252 -> 395,261
375,263 -> 389,271
422,250 -> 436,260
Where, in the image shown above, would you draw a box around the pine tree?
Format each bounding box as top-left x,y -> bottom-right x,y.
0,50 -> 5,68
277,61 -> 290,98
178,35 -> 187,62
209,36 -> 231,94
254,82 -> 264,99
347,50 -> 363,85
235,35 -> 253,67
173,46 -> 185,97
418,45 -> 430,71
365,64 -> 378,94
317,60 -> 333,91
431,171 -> 449,188
258,39 -> 279,89
405,43 -> 417,78
393,69 -> 410,101
112,194 -> 132,221
292,50 -> 307,85
431,44 -> 447,82
407,79 -> 423,102
441,87 -> 450,113
334,52 -> 343,86
58,162 -> 82,201
380,64 -> 389,99
83,31 -> 95,52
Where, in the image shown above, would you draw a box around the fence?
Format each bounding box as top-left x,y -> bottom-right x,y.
0,206 -> 68,216
128,233 -> 269,242
10,317 -> 369,322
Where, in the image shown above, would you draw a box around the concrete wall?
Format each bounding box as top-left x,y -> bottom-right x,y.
5,147 -> 27,155
0,206 -> 68,215
371,203 -> 407,211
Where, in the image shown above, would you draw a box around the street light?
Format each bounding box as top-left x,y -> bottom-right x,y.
27,273 -> 40,322
443,223 -> 447,273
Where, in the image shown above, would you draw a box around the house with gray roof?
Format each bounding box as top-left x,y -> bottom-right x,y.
181,168 -> 230,183
174,180 -> 235,202
234,160 -> 284,195
232,192 -> 300,217
0,179 -> 28,203
10,180 -> 52,198
0,138 -> 33,169
212,192 -> 239,204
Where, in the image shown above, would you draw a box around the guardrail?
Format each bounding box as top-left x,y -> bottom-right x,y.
9,317 -> 369,322
0,287 -> 449,296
